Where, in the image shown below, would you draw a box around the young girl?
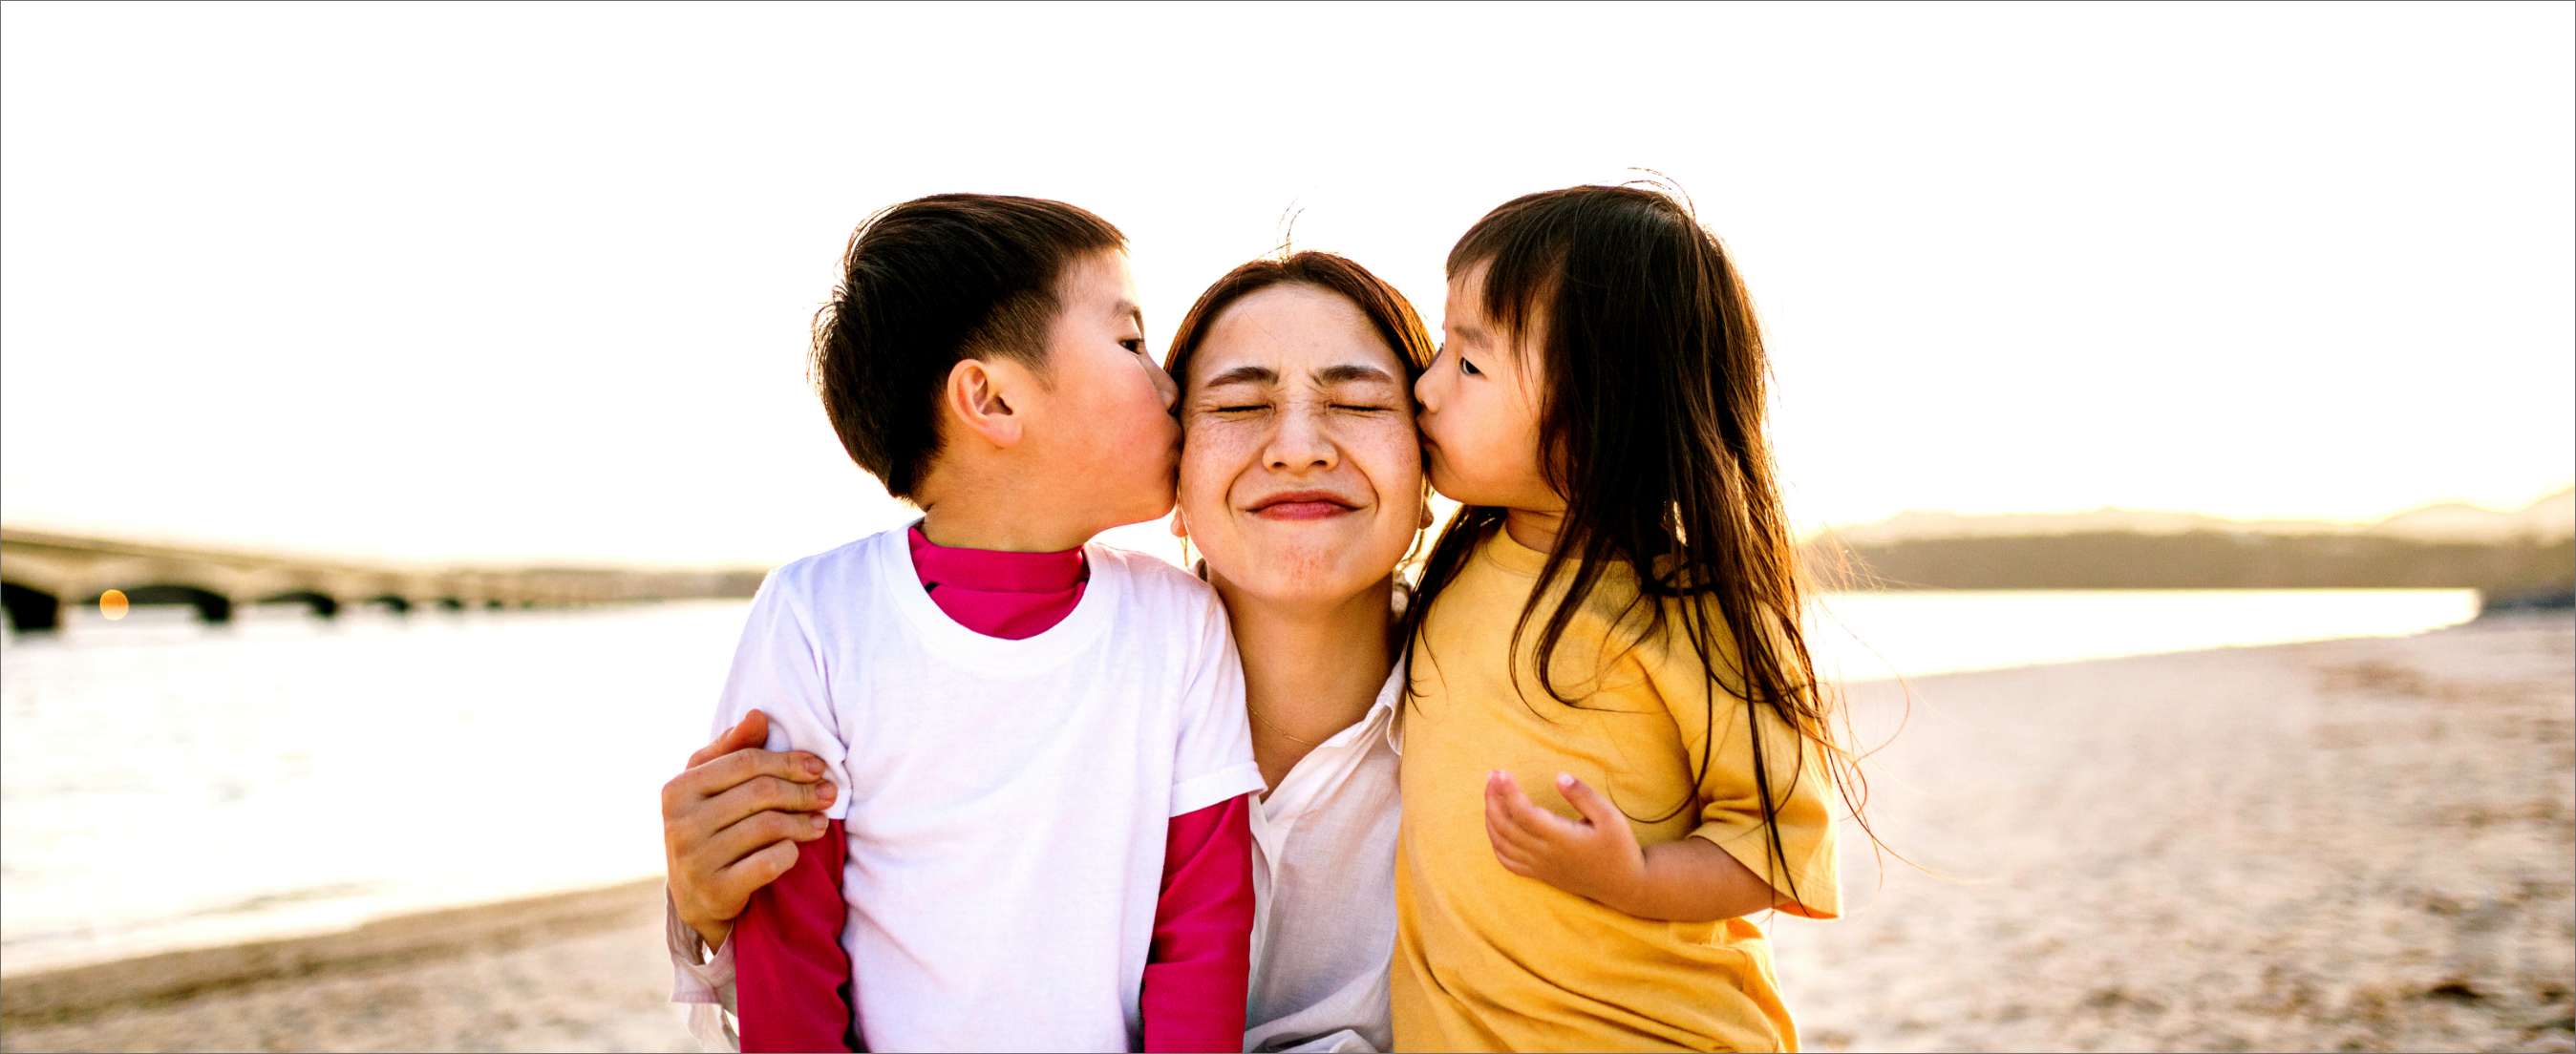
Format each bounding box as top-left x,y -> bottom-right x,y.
1393,184 -> 1857,1051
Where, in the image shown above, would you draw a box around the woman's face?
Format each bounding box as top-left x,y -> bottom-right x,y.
1176,284 -> 1423,608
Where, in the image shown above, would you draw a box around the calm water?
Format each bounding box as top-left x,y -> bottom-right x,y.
0,587 -> 2479,975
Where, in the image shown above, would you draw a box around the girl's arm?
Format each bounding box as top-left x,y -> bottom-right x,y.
1482,771 -> 1788,922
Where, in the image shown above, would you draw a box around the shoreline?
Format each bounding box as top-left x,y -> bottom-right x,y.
5,614 -> 2568,1051
1,878 -> 669,1028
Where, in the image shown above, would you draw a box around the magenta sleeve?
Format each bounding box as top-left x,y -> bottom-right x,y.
1139,794 -> 1256,1052
737,818 -> 861,1052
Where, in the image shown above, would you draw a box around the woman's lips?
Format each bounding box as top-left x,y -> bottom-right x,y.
1252,500 -> 1355,520
1247,491 -> 1360,520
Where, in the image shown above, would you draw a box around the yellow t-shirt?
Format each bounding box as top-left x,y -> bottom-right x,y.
1391,521 -> 1841,1052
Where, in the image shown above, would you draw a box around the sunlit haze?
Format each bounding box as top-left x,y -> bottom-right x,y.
4,2 -> 2568,568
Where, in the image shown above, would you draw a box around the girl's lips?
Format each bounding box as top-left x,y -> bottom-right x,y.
1251,500 -> 1356,521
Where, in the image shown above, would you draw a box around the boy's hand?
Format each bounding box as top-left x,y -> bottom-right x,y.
1481,769 -> 1645,911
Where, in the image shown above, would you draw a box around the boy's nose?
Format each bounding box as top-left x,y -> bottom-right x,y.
1149,359 -> 1180,411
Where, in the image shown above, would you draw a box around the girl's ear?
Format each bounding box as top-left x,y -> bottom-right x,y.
1169,510 -> 1190,538
944,358 -> 1025,448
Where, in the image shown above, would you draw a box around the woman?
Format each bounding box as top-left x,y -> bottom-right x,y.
662,251 -> 1434,1052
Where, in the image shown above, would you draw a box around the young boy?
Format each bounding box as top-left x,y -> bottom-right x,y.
671,195 -> 1264,1052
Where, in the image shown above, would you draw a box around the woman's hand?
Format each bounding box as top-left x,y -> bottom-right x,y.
1481,770 -> 1645,909
663,709 -> 839,950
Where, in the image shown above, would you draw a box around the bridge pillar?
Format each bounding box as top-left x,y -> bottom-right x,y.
120,585 -> 233,624
3,582 -> 59,633
260,591 -> 341,620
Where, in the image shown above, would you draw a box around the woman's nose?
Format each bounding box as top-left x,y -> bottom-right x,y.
1264,405 -> 1338,472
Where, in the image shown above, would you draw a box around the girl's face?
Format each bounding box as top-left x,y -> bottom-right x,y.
1177,284 -> 1423,608
1416,263 -> 1560,512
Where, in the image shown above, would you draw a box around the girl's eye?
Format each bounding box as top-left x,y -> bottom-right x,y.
1120,339 -> 1147,355
1458,357 -> 1482,377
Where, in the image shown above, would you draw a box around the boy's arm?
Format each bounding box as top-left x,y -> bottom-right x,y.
1139,794 -> 1256,1052
705,571 -> 865,1051
1143,588 -> 1266,1050
735,821 -> 859,1052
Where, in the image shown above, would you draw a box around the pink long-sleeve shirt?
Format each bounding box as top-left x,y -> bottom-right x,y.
734,526 -> 1254,1052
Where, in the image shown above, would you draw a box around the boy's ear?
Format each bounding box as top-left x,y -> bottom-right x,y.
1169,510 -> 1189,538
943,357 -> 1028,449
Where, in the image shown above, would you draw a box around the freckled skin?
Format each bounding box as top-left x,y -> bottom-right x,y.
1177,285 -> 1422,607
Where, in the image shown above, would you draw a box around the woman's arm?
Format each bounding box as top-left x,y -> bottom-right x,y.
664,709 -> 840,949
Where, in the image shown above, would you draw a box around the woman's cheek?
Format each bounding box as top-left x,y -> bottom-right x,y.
1179,420 -> 1252,501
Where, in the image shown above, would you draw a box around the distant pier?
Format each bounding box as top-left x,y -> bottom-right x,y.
0,528 -> 763,632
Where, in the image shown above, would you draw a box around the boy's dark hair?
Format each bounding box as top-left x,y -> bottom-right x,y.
809,194 -> 1126,497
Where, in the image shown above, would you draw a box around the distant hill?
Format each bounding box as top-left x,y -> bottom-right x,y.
2371,488 -> 2576,541
1812,488 -> 2575,594
1824,488 -> 2576,545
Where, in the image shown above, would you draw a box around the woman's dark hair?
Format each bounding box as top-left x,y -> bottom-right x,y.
810,193 -> 1125,498
1160,250 -> 1437,387
1402,183 -> 1872,906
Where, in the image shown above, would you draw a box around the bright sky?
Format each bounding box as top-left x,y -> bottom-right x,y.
3,2 -> 2568,568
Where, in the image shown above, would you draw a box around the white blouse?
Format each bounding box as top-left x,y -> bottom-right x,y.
667,661 -> 1406,1053
1244,660 -> 1403,1053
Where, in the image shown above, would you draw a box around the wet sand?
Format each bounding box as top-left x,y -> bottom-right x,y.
5,615 -> 2569,1052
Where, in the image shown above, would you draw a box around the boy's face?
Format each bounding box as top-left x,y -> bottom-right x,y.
1024,250 -> 1182,529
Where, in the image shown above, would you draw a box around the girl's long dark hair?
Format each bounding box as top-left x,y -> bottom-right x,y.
1403,183 -> 1875,907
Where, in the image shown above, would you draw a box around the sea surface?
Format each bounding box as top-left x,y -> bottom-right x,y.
0,584 -> 2479,975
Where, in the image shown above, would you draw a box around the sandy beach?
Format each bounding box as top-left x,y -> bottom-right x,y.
5,614 -> 2568,1052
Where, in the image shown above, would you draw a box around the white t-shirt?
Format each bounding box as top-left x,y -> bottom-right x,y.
1244,659 -> 1403,1053
671,662 -> 1406,1053
708,526 -> 1264,1052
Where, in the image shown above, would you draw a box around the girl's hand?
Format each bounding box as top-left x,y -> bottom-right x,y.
663,709 -> 840,950
1481,769 -> 1644,910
